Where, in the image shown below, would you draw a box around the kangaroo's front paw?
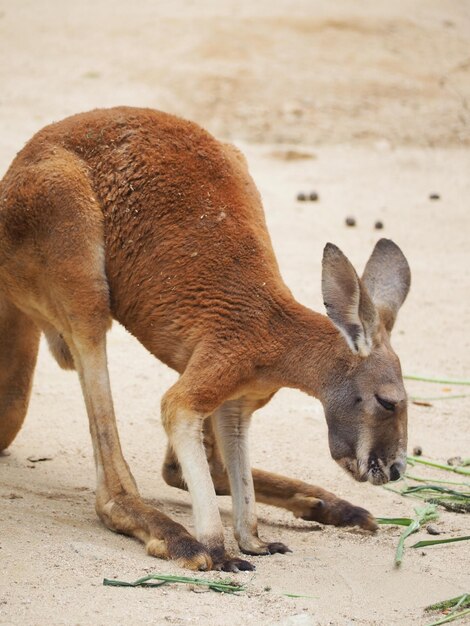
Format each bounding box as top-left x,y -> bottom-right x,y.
293,493 -> 377,531
266,542 -> 292,554
239,538 -> 292,556
206,544 -> 255,572
218,557 -> 255,572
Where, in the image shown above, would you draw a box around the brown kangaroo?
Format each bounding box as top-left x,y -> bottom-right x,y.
0,107 -> 410,572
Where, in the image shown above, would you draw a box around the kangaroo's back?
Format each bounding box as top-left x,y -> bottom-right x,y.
0,107 -> 289,371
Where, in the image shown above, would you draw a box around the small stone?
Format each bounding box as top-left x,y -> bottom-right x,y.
429,193 -> 440,200
426,524 -> 441,535
297,192 -> 307,201
447,456 -> 463,466
374,220 -> 384,229
309,191 -> 319,201
345,216 -> 356,227
413,445 -> 423,456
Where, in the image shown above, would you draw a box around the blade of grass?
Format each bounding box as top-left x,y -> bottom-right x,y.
404,375 -> 470,386
411,535 -> 470,548
103,574 -> 245,594
410,395 -> 469,401
405,473 -> 470,487
424,592 -> 470,626
404,485 -> 470,499
426,594 -> 470,612
394,504 -> 439,566
382,484 -> 407,495
430,500 -> 470,513
407,456 -> 470,476
425,608 -> 470,626
383,480 -> 470,512
282,593 -> 318,599
376,517 -> 413,526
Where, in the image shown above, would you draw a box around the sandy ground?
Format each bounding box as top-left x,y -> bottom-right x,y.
0,1 -> 469,625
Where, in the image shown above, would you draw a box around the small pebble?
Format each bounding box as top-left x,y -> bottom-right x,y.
413,445 -> 423,456
374,220 -> 384,230
345,216 -> 356,227
429,193 -> 440,200
297,192 -> 307,201
309,191 -> 319,201
426,524 -> 441,536
447,456 -> 463,466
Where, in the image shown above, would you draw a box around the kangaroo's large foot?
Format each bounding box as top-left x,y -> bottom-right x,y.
98,494 -> 215,570
291,492 -> 377,531
249,469 -> 378,531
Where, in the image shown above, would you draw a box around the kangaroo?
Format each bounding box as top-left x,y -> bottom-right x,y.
0,107 -> 410,572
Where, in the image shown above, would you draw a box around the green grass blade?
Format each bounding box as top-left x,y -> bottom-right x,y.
376,517 -> 413,526
425,607 -> 470,626
393,504 -> 438,566
407,456 -> 470,476
426,594 -> 470,612
430,500 -> 470,513
405,473 -> 470,487
411,395 -> 469,401
404,374 -> 470,386
282,593 -> 318,599
403,485 -> 470,499
411,535 -> 470,548
103,574 -> 245,594
103,578 -> 140,587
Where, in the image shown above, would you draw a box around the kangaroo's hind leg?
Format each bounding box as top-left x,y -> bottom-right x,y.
0,154 -> 212,569
0,297 -> 40,451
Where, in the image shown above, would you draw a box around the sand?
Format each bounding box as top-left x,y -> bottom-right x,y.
0,1 -> 469,625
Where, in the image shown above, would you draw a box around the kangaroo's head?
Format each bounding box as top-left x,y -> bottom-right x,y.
321,238 -> 411,485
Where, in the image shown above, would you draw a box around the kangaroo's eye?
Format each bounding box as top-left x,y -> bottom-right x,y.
375,395 -> 396,412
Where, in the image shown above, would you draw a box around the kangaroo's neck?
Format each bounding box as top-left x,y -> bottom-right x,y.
270,301 -> 353,402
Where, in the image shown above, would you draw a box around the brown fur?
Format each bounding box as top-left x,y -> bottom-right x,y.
0,107 -> 410,571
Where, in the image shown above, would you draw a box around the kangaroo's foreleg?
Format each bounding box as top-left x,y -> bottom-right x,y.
212,400 -> 291,555
163,419 -> 377,532
162,372 -> 254,572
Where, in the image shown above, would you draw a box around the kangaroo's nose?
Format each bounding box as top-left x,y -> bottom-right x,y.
390,462 -> 404,482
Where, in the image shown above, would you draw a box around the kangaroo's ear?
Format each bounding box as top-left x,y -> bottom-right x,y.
322,243 -> 378,356
361,239 -> 411,333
